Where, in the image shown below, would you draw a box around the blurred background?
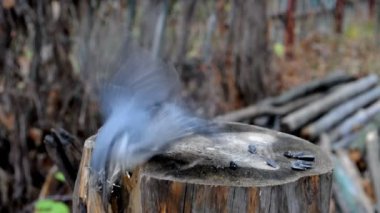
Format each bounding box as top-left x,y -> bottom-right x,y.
0,0 -> 379,212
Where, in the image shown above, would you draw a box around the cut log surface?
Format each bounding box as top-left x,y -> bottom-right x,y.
74,122 -> 333,213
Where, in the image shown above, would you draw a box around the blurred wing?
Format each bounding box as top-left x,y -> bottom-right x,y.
74,3 -> 217,205
90,41 -> 185,171
99,43 -> 181,119
74,8 -> 181,119
114,102 -> 208,171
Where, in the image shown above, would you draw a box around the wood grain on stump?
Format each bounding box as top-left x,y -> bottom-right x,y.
73,122 -> 333,213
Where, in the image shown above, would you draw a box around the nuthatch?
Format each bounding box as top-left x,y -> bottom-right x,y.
90,42 -> 210,199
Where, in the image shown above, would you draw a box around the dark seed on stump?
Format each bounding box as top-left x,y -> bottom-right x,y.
266,159 -> 278,168
248,144 -> 257,154
291,160 -> 314,171
284,151 -> 315,161
229,161 -> 238,170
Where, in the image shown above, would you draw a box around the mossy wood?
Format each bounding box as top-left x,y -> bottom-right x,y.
73,122 -> 333,213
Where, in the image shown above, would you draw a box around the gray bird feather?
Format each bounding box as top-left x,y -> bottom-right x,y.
75,5 -> 213,203
91,43 -> 207,173
88,42 -> 211,202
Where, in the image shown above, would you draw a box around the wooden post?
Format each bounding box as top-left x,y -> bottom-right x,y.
73,122 -> 333,212
335,0 -> 345,33
285,0 -> 296,58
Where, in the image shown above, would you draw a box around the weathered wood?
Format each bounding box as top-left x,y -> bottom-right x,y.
74,122 -> 333,212
330,100 -> 380,141
333,150 -> 373,212
233,0 -> 270,103
270,71 -> 354,106
303,86 -> 380,138
72,136 -> 108,213
282,74 -> 379,132
332,114 -> 380,151
215,93 -> 322,122
332,132 -> 359,151
365,130 -> 380,212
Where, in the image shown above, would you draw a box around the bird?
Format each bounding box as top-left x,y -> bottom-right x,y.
89,41 -> 212,201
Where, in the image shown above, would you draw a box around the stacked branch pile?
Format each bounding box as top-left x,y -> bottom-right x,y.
217,71 -> 380,212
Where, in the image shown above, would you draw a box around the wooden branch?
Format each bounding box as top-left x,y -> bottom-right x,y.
332,114 -> 380,151
44,128 -> 83,189
330,100 -> 380,141
73,122 -> 333,212
332,184 -> 351,213
282,74 -> 379,132
365,130 -> 380,212
332,132 -> 359,151
333,150 -> 373,212
270,71 -> 354,106
215,93 -> 322,122
303,86 -> 380,138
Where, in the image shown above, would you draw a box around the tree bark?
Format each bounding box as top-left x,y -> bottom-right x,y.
233,0 -> 271,104
73,122 -> 333,212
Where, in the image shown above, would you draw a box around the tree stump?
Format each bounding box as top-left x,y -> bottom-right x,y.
73,122 -> 333,213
